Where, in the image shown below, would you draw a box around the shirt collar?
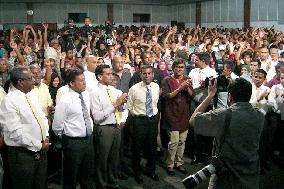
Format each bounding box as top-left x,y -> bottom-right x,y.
98,82 -> 110,90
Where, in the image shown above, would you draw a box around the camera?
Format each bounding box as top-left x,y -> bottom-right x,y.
103,21 -> 115,46
182,157 -> 223,189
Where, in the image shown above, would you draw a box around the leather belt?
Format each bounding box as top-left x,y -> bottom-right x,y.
8,146 -> 44,161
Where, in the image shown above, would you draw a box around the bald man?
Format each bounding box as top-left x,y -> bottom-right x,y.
84,55 -> 98,93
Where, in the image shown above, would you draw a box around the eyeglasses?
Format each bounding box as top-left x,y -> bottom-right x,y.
20,77 -> 35,81
175,66 -> 185,69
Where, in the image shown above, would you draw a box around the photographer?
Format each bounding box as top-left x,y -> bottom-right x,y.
80,17 -> 95,38
185,78 -> 264,189
60,18 -> 78,52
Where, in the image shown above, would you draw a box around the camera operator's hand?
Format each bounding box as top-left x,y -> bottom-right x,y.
208,79 -> 217,98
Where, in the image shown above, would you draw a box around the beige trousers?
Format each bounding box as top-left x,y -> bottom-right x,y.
166,130 -> 188,168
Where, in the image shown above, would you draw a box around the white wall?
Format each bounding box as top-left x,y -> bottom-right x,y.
199,0 -> 284,30
1,1 -> 284,30
168,3 -> 196,27
113,4 -> 170,25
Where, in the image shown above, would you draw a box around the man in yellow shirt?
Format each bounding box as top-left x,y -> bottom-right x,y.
30,64 -> 53,118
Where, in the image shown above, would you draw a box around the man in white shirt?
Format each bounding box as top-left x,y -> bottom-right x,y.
250,69 -> 270,116
0,66 -> 50,189
188,52 -> 218,89
268,71 -> 284,164
0,86 -> 6,189
52,68 -> 96,189
90,64 -> 128,189
127,65 -> 160,183
84,55 -> 98,93
249,69 -> 271,173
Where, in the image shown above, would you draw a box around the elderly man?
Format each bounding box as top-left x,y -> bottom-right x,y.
84,55 -> 98,93
0,66 -> 50,189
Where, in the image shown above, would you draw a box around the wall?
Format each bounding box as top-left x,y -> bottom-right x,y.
0,3 -> 171,28
1,1 -> 284,30
198,0 -> 284,30
168,3 -> 196,27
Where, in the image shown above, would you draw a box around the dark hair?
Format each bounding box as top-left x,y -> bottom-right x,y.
255,68 -> 267,78
95,64 -> 110,80
50,72 -> 61,87
242,51 -> 252,59
251,58 -> 261,67
66,68 -> 84,84
172,58 -> 185,69
140,65 -> 153,73
228,78 -> 252,102
142,51 -> 151,60
197,52 -> 210,65
10,66 -> 30,86
223,60 -> 235,70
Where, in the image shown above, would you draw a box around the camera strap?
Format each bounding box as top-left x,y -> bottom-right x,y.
217,108 -> 232,154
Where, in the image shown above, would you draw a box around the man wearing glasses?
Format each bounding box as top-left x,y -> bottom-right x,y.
162,59 -> 194,175
0,66 -> 50,189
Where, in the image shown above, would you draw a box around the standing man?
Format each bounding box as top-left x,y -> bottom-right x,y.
52,68 -> 96,189
90,64 -> 128,189
0,66 -> 50,189
127,65 -> 160,183
84,55 -> 98,93
111,55 -> 132,180
162,59 -> 194,175
112,55 -> 131,93
29,64 -> 53,118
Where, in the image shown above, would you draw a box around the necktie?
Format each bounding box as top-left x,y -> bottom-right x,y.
25,96 -> 47,141
106,88 -> 121,125
79,93 -> 92,136
146,86 -> 153,117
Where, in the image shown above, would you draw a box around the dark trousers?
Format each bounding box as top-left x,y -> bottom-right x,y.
132,115 -> 159,175
7,146 -> 47,189
62,135 -> 96,189
94,125 -> 121,189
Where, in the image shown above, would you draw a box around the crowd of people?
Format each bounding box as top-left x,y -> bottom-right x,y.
0,16 -> 283,189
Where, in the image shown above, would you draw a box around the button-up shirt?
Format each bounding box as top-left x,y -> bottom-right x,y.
268,83 -> 284,116
127,81 -> 160,116
90,83 -> 128,125
55,85 -> 70,105
0,89 -> 49,152
52,89 -> 93,137
188,66 -> 218,89
84,70 -> 98,93
250,84 -> 271,115
32,82 -> 53,117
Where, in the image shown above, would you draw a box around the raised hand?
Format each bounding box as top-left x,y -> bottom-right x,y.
10,41 -> 18,50
43,23 -> 48,30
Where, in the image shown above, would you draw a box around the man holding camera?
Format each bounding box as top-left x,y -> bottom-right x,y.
184,78 -> 264,189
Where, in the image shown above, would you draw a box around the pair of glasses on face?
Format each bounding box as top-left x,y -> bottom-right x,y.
175,66 -> 185,69
20,76 -> 35,81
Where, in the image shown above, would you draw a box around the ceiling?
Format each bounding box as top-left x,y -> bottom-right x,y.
0,0 -> 211,6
